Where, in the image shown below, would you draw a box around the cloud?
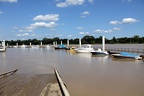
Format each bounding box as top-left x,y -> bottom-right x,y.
13,26 -> 18,29
56,2 -> 68,7
19,29 -> 33,32
18,14 -> 59,33
79,31 -> 89,35
0,11 -> 3,14
55,34 -> 63,37
110,21 -> 121,25
81,15 -> 86,18
110,18 -> 139,25
81,11 -> 90,18
33,14 -> 59,21
56,0 -> 85,7
26,22 -> 58,30
94,29 -> 113,33
68,35 -> 72,37
128,0 -> 132,2
19,30 -> 24,32
94,27 -> 121,33
0,0 -> 17,3
11,31 -> 14,33
81,11 -> 90,15
122,0 -> 132,2
122,18 -> 139,24
77,27 -> 84,30
16,33 -> 29,36
88,0 -> 94,3
113,27 -> 121,31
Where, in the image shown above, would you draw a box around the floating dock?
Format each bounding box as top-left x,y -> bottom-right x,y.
0,69 -> 69,96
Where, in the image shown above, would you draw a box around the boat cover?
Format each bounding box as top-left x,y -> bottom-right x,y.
120,52 -> 139,58
58,44 -> 66,48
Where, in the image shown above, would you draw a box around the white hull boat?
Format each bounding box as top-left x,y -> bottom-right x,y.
74,44 -> 95,53
0,47 -> 6,52
91,48 -> 109,55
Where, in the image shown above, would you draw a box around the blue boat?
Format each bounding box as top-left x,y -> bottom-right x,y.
55,44 -> 66,49
112,52 -> 142,60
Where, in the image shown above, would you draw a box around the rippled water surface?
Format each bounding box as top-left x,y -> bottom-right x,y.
0,45 -> 144,96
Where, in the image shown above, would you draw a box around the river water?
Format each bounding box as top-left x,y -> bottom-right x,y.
0,44 -> 144,96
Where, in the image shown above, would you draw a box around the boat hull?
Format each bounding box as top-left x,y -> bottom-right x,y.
55,47 -> 66,49
91,51 -> 108,55
112,54 -> 142,60
0,49 -> 6,52
107,51 -> 120,54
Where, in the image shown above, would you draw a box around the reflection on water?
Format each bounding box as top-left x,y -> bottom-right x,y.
0,52 -> 6,57
0,47 -> 144,96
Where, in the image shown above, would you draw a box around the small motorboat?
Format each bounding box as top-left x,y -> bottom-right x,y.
0,45 -> 6,52
111,52 -> 142,60
0,40 -> 6,52
66,46 -> 75,50
91,48 -> 109,55
55,44 -> 66,49
74,44 -> 95,53
20,44 -> 27,48
140,54 -> 144,59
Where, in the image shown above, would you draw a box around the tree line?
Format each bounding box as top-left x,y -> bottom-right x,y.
2,35 -> 144,45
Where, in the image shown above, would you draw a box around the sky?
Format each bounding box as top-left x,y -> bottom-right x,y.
0,0 -> 143,40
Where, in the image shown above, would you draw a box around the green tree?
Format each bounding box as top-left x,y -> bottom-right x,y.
133,35 -> 140,43
82,35 -> 95,44
32,38 -> 39,45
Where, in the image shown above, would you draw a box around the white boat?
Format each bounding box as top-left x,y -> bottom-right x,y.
13,46 -> 18,48
91,36 -> 108,55
46,45 -> 51,48
91,48 -> 109,55
74,44 -> 95,53
0,40 -> 6,52
0,45 -> 6,52
20,44 -> 27,48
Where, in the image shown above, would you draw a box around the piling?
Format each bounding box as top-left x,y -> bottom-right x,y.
61,41 -> 62,45
79,39 -> 81,48
67,40 -> 69,48
102,36 -> 105,52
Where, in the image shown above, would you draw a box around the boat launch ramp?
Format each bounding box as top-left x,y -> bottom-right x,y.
0,69 -> 69,96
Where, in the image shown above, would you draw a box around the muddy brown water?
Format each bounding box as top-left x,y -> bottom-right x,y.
0,44 -> 144,96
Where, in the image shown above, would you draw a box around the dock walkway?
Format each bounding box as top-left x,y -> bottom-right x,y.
0,70 -> 62,96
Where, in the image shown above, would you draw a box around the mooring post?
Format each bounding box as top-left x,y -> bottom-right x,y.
102,36 -> 105,52
67,40 -> 69,48
79,39 -> 81,48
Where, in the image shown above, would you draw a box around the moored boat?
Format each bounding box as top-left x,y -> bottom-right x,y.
20,44 -> 27,48
0,40 -> 6,52
111,52 -> 142,60
107,51 -> 120,54
55,44 -> 66,49
91,48 -> 109,55
0,45 -> 6,52
74,44 -> 94,53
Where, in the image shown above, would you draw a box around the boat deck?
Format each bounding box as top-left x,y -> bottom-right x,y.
0,70 -> 62,96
